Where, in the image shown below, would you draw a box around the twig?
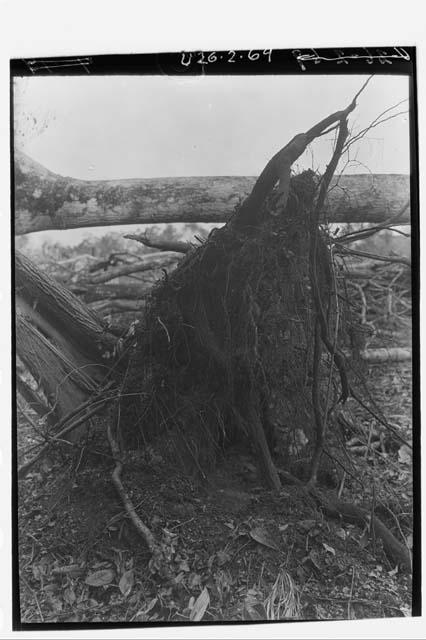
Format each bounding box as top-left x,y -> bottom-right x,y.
337,221 -> 410,245
349,387 -> 412,449
337,471 -> 346,499
344,109 -> 409,153
86,252 -> 180,285
157,316 -> 171,344
125,232 -> 190,254
336,245 -> 411,268
370,481 -> 377,555
18,397 -> 113,479
51,381 -> 114,435
309,118 -> 350,406
347,566 -> 355,619
21,575 -> 44,622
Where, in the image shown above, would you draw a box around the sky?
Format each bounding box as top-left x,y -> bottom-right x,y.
14,74 -> 410,245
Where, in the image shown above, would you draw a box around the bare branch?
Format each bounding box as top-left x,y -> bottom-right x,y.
335,245 -> 411,267
85,252 -> 180,285
18,396 -> 113,479
337,224 -> 410,245
125,232 -> 191,254
343,101 -> 409,153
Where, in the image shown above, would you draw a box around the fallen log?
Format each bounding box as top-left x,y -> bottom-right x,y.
16,250 -> 116,356
359,347 -> 411,363
83,252 -> 180,285
15,150 -> 411,234
71,282 -> 152,302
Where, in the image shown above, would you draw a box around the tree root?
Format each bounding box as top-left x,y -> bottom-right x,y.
277,469 -> 411,571
106,420 -> 172,578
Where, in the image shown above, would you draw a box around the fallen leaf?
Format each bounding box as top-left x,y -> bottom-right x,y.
216,550 -> 231,566
302,550 -> 321,571
119,569 -> 134,597
243,590 -> 267,620
174,572 -> 185,584
85,568 -> 115,587
398,445 -> 412,464
243,601 -> 267,620
249,526 -> 279,551
137,597 -> 157,617
179,560 -> 190,572
188,573 -> 202,588
64,586 -> 76,606
322,542 -> 335,556
190,587 -> 210,622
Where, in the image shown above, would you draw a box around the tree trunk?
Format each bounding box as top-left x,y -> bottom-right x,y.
15,251 -> 120,431
17,374 -> 56,426
15,150 -> 410,234
16,250 -> 116,359
16,312 -> 95,423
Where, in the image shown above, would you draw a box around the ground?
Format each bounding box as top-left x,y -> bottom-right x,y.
16,362 -> 413,625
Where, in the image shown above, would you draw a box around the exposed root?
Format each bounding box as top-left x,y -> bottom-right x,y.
106,417 -> 171,578
277,469 -> 412,571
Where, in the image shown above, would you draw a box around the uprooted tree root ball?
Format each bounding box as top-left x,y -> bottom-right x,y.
116,167 -> 411,571
121,172 -> 336,484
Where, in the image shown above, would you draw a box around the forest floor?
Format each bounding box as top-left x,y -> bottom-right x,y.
16,361 -> 414,626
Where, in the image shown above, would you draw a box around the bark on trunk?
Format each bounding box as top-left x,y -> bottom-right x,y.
17,374 -> 56,426
358,347 -> 411,363
15,251 -> 121,432
15,150 -> 410,234
16,312 -> 95,422
16,250 -> 116,358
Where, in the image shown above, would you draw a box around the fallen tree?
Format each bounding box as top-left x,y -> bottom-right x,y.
15,250 -> 117,424
15,149 -> 410,234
